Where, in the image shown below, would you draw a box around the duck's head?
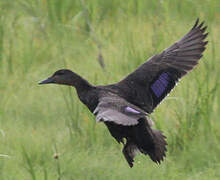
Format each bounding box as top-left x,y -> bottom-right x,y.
39,69 -> 79,86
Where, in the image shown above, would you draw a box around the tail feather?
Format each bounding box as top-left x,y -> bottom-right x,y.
122,119 -> 167,167
147,129 -> 167,163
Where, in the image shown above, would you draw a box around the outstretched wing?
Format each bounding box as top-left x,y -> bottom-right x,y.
117,19 -> 208,112
93,95 -> 148,126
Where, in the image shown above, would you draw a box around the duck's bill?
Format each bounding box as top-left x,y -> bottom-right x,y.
38,77 -> 54,85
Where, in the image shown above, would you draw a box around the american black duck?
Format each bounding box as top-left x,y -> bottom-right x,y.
39,19 -> 208,167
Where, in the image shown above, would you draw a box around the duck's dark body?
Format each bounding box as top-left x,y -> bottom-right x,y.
76,83 -> 166,167
39,19 -> 208,167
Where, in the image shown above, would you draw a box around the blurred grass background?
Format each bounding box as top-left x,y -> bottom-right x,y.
0,0 -> 219,179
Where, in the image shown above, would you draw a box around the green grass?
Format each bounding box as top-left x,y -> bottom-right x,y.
0,0 -> 220,179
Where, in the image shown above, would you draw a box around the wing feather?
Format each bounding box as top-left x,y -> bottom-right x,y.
94,95 -> 148,126
117,19 -> 208,112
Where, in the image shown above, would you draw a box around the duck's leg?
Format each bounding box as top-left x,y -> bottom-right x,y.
122,138 -> 139,168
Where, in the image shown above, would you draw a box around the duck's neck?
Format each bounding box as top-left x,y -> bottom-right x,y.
70,73 -> 97,108
70,72 -> 94,93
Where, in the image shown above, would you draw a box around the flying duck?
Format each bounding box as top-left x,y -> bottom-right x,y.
39,19 -> 208,167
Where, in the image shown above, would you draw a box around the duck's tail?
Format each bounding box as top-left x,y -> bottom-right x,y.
122,118 -> 167,167
146,128 -> 167,163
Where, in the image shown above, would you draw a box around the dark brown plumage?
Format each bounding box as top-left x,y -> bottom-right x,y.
39,19 -> 208,167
